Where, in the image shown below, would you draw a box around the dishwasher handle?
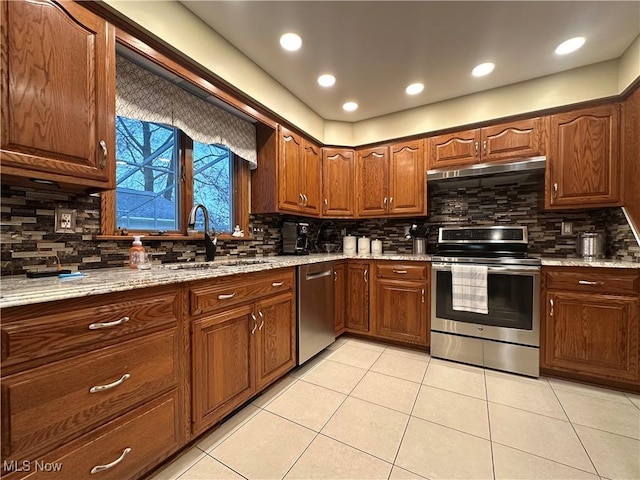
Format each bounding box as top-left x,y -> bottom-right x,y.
305,270 -> 332,281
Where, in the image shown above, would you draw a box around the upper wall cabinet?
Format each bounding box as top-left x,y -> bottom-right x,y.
323,148 -> 356,217
253,125 -> 322,217
546,105 -> 621,209
357,140 -> 426,218
0,0 -> 115,191
428,117 -> 547,170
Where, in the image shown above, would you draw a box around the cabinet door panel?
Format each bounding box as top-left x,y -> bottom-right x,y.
481,118 -> 545,162
255,293 -> 296,390
389,140 -> 425,216
357,147 -> 388,217
543,292 -> 638,384
1,0 -> 114,186
191,305 -> 254,433
346,264 -> 369,332
373,279 -> 427,344
428,129 -> 480,169
302,140 -> 322,215
548,105 -> 620,208
278,128 -> 303,213
323,148 -> 355,217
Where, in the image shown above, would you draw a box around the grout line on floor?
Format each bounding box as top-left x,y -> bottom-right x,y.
484,368 -> 497,480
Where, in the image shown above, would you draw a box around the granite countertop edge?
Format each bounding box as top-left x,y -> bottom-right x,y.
1,253 -> 638,309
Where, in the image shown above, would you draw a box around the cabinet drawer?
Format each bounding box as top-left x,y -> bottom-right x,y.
190,269 -> 294,316
376,263 -> 427,280
1,330 -> 177,459
1,285 -> 179,370
6,391 -> 180,480
545,269 -> 639,296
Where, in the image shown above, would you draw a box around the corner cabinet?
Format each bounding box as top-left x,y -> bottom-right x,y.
323,148 -> 356,217
0,0 -> 115,191
541,267 -> 639,390
546,105 -> 621,209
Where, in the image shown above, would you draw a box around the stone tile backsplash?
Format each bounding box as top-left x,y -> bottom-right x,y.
1,178 -> 638,276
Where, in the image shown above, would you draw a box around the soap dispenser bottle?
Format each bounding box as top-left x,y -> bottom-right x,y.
129,236 -> 145,269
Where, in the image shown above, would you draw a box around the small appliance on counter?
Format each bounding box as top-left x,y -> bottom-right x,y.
282,221 -> 310,255
577,231 -> 605,260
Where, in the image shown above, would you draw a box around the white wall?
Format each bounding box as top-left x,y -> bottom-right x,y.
618,34 -> 640,93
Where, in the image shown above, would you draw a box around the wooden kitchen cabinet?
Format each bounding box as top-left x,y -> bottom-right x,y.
357,147 -> 388,217
541,267 -> 639,390
323,148 -> 356,217
371,262 -> 429,346
427,118 -> 546,170
345,262 -> 370,332
546,105 -> 621,209
0,0 -> 115,191
334,262 -> 346,335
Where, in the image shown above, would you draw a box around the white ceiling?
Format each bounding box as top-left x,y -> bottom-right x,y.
181,1 -> 640,122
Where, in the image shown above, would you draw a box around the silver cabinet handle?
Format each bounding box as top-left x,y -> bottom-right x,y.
299,193 -> 304,206
393,270 -> 408,274
483,140 -> 487,156
90,447 -> 131,474
272,281 -> 284,287
89,373 -> 130,393
99,140 -> 108,169
389,197 -> 393,207
324,198 -> 328,213
549,298 -> 554,317
553,183 -> 558,197
474,141 -> 479,157
383,197 -> 387,209
218,292 -> 236,300
258,310 -> 264,330
89,316 -> 129,330
421,288 -> 425,304
334,271 -> 337,282
578,280 -> 605,286
364,269 -> 368,283
251,313 -> 257,334
302,194 -> 308,206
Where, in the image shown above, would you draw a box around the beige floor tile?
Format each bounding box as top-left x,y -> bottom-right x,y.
488,403 -> 595,473
284,434 -> 392,479
148,447 -> 206,480
388,466 -> 428,479
326,336 -> 348,350
422,359 -> 487,399
251,375 -> 298,408
301,359 -> 367,394
395,417 -> 493,479
264,380 -> 346,431
548,378 -> 635,405
370,352 -> 428,383
574,424 -> 640,480
179,456 -> 244,479
485,371 -> 567,420
211,410 -> 315,480
350,371 -> 420,414
555,389 -> 640,439
384,345 -> 431,362
344,337 -> 387,352
289,350 -> 333,379
628,393 -> 640,409
197,404 -> 261,452
412,385 -> 490,439
492,443 -> 599,480
326,344 -> 383,369
321,396 -> 409,462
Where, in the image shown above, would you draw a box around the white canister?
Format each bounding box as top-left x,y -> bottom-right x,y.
358,236 -> 371,254
343,235 -> 357,256
371,239 -> 383,255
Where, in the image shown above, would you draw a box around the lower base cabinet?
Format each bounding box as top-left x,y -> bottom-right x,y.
345,262 -> 370,332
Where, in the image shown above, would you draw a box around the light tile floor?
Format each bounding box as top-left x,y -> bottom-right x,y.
149,337 -> 640,480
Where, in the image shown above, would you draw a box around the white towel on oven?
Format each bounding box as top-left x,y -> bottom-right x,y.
451,264 -> 489,314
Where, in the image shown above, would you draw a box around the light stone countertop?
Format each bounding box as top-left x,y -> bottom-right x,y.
1,253 -> 637,309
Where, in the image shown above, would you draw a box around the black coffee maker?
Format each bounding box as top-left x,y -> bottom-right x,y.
282,221 -> 310,255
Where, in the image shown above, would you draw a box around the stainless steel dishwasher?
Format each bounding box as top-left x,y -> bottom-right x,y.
297,263 -> 335,365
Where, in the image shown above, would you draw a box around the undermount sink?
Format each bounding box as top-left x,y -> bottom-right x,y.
154,262 -> 219,271
218,258 -> 272,267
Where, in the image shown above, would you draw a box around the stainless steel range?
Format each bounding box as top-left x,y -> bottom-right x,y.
430,226 -> 541,377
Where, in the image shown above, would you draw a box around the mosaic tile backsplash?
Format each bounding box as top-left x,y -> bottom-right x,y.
1,177 -> 638,276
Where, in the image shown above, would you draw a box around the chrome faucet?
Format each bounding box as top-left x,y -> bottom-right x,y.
187,204 -> 217,261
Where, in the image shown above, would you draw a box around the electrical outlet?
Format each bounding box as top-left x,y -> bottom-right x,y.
55,208 -> 77,233
561,221 -> 574,235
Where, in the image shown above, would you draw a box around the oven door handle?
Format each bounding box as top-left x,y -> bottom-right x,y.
431,263 -> 540,275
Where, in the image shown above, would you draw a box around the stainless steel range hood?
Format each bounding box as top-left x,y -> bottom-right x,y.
427,156 -> 546,188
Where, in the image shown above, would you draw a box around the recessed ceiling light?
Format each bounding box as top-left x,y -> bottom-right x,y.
280,33 -> 302,51
405,83 -> 424,95
317,74 -> 336,87
342,102 -> 358,112
472,62 -> 495,77
555,36 -> 585,55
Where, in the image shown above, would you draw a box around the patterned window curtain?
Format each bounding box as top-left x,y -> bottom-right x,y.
116,55 -> 257,167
